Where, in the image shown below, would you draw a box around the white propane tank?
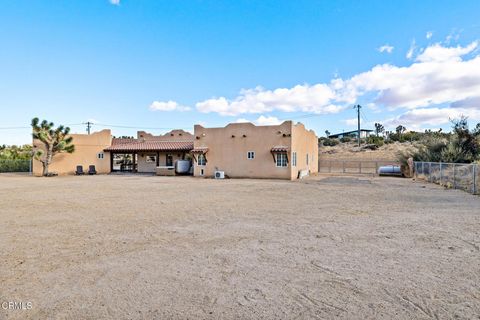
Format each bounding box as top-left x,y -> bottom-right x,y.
175,160 -> 191,174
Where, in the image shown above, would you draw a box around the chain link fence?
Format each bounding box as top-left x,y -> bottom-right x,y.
0,159 -> 32,173
319,160 -> 400,174
414,161 -> 479,195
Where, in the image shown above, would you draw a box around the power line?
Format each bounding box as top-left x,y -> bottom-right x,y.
93,123 -> 192,130
0,126 -> 31,130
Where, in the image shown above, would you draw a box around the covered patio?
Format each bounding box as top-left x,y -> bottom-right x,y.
104,139 -> 194,173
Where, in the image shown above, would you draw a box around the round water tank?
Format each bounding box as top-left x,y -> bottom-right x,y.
175,160 -> 191,174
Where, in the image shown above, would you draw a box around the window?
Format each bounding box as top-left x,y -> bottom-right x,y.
276,153 -> 288,167
146,155 -> 156,163
306,153 -> 309,165
292,152 -> 297,167
97,153 -> 104,159
198,154 -> 206,166
247,151 -> 255,159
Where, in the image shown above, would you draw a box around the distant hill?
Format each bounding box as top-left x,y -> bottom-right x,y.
319,141 -> 417,161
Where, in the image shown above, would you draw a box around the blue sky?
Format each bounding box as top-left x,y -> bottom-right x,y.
1,0 -> 480,145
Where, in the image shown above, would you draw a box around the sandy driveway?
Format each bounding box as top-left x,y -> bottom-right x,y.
0,174 -> 479,319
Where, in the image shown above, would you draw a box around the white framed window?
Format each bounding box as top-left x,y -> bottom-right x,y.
97,153 -> 104,159
276,153 -> 288,167
247,151 -> 255,159
146,155 -> 156,163
198,154 -> 206,166
292,152 -> 297,167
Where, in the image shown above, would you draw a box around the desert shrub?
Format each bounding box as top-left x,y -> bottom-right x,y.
322,138 -> 339,146
397,117 -> 480,164
339,137 -> 351,143
366,135 -> 384,147
0,159 -> 30,172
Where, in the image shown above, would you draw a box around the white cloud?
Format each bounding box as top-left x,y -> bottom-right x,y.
378,44 -> 394,54
173,40 -> 480,130
406,39 -> 416,59
416,41 -> 478,62
426,31 -> 433,39
343,42 -> 480,109
109,0 -> 120,5
255,115 -> 282,126
149,100 -> 191,112
344,118 -> 359,126
383,107 -> 480,130
235,115 -> 282,126
196,85 -> 343,116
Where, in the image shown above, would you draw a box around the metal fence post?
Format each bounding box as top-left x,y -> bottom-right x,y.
428,162 -> 433,182
439,162 -> 443,186
453,164 -> 456,189
473,164 -> 477,195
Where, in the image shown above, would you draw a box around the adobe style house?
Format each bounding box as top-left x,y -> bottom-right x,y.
32,121 -> 318,180
32,129 -> 113,176
32,129 -> 193,176
104,130 -> 193,173
191,121 -> 318,180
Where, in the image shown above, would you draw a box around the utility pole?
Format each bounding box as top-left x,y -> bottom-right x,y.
84,122 -> 92,134
354,104 -> 362,147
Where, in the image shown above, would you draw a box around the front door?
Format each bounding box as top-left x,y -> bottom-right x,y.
166,154 -> 173,166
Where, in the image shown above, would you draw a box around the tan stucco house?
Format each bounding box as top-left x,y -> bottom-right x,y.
191,121 -> 318,180
33,121 -> 318,180
33,129 -> 193,176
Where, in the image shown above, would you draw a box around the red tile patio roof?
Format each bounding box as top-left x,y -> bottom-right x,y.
105,139 -> 194,152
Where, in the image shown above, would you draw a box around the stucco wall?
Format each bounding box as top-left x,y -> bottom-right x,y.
193,122 -> 291,179
32,130 -> 112,176
137,152 -> 187,173
137,129 -> 193,141
291,123 -> 319,179
137,153 -> 158,173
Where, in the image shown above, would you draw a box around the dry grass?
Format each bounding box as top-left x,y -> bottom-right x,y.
320,141 -> 417,161
1,174 -> 479,319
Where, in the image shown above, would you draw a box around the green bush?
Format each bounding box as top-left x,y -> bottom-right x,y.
339,137 -> 351,143
0,160 -> 31,172
322,138 -> 339,146
366,135 -> 384,147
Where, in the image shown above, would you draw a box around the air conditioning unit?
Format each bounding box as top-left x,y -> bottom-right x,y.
214,171 -> 225,179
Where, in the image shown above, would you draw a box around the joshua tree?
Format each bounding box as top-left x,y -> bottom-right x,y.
374,123 -> 385,137
31,118 -> 75,176
396,125 -> 406,139
325,130 -> 331,137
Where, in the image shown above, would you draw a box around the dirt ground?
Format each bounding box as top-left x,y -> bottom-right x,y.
1,174 -> 479,320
